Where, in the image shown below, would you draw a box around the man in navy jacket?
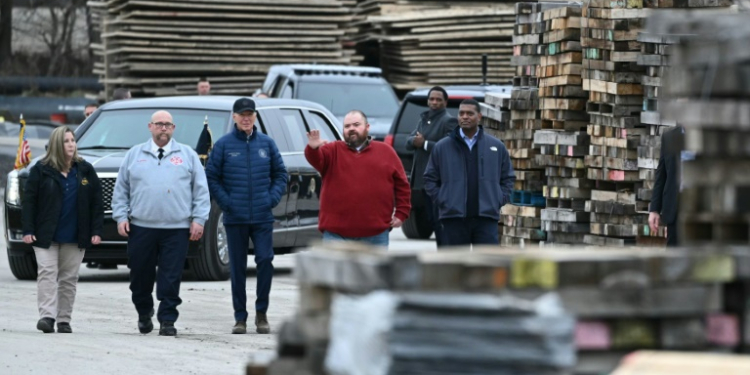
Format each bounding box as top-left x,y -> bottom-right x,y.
206,98 -> 288,334
424,99 -> 515,247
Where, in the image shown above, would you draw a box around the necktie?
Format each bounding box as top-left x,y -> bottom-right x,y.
158,148 -> 164,160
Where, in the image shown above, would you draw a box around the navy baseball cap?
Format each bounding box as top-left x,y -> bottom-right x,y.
233,97 -> 256,113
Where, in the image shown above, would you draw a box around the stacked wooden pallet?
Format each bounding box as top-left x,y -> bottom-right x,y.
501,2 -> 558,247
368,4 -> 516,91
633,3 -> 730,247
534,4 -> 591,245
88,0 -> 358,97
632,31 -> 675,246
653,12 -> 750,248
252,244 -> 750,375
580,0 -> 649,247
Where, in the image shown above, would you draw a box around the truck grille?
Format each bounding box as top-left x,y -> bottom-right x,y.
101,177 -> 116,212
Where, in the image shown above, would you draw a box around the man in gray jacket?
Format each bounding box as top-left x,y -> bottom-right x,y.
112,110 -> 211,336
405,86 -> 457,246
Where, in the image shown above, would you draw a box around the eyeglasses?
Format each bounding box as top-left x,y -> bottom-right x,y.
151,122 -> 174,129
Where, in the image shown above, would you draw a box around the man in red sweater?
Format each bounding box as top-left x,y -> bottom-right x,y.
304,110 -> 411,248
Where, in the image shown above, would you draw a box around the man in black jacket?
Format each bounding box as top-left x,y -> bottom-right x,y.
424,99 -> 515,247
405,86 -> 457,246
649,126 -> 685,247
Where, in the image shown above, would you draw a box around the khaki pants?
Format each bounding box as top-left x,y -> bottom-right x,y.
34,243 -> 85,323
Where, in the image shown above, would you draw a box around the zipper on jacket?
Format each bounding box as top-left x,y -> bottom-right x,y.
247,136 -> 253,217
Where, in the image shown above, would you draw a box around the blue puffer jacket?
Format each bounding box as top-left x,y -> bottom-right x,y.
206,125 -> 288,224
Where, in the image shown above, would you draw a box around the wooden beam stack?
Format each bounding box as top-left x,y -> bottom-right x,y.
88,0 -> 359,96
654,12 -> 750,248
256,244 -> 750,375
533,4 -> 592,245
580,0 -> 649,247
503,2 -> 562,247
368,4 -> 516,91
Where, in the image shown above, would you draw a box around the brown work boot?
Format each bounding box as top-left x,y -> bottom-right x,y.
255,313 -> 270,334
232,321 -> 247,334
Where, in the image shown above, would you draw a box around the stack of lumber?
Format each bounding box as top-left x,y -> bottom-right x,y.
349,0 -> 399,44
632,32 -> 677,246
367,3 -> 517,91
88,0 -> 358,97
611,351 -> 750,375
633,1 -> 730,248
653,11 -> 750,247
501,2 -> 567,247
580,0 -> 649,247
251,243 -> 750,375
534,4 -> 591,245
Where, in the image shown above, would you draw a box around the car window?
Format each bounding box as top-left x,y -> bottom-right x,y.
279,82 -> 293,99
0,123 -> 59,140
395,99 -> 460,135
76,109 -> 230,149
297,82 -> 399,118
306,111 -> 337,142
278,109 -> 308,152
271,76 -> 287,97
33,125 -> 55,140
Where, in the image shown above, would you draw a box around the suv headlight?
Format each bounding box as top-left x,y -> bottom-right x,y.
6,170 -> 20,206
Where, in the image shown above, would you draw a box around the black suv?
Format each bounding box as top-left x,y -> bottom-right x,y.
4,96 -> 342,281
385,85 -> 512,239
258,64 -> 400,140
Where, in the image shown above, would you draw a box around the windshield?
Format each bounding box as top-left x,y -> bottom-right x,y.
297,82 -> 399,119
77,109 -> 230,149
396,100 -> 460,135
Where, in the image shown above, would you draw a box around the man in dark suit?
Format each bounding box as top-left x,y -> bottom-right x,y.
649,126 -> 685,247
405,86 -> 458,246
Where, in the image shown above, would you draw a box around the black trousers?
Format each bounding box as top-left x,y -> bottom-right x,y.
127,224 -> 189,323
423,189 -> 444,247
440,217 -> 499,247
667,223 -> 678,247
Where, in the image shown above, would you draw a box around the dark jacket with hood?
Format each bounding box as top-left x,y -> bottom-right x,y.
22,159 -> 103,249
423,126 -> 515,221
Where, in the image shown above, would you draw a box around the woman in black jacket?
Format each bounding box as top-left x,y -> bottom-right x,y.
22,126 -> 103,334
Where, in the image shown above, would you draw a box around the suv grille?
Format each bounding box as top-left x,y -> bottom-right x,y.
101,177 -> 116,212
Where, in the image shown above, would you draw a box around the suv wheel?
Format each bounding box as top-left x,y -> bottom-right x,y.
189,201 -> 231,281
8,251 -> 37,280
402,208 -> 434,240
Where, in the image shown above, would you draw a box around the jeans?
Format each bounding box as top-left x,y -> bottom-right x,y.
225,223 -> 275,321
322,229 -> 390,248
440,217 -> 499,247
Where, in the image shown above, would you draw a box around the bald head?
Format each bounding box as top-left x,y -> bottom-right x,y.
151,110 -> 173,123
149,110 -> 175,147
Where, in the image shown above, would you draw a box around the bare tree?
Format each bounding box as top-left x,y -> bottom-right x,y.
11,0 -> 90,76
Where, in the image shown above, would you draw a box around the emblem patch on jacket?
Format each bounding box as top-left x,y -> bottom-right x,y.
259,149 -> 268,158
81,178 -> 89,186
170,156 -> 184,165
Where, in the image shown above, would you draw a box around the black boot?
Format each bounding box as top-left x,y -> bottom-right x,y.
159,321 -> 177,336
138,309 -> 154,334
37,317 -> 55,333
